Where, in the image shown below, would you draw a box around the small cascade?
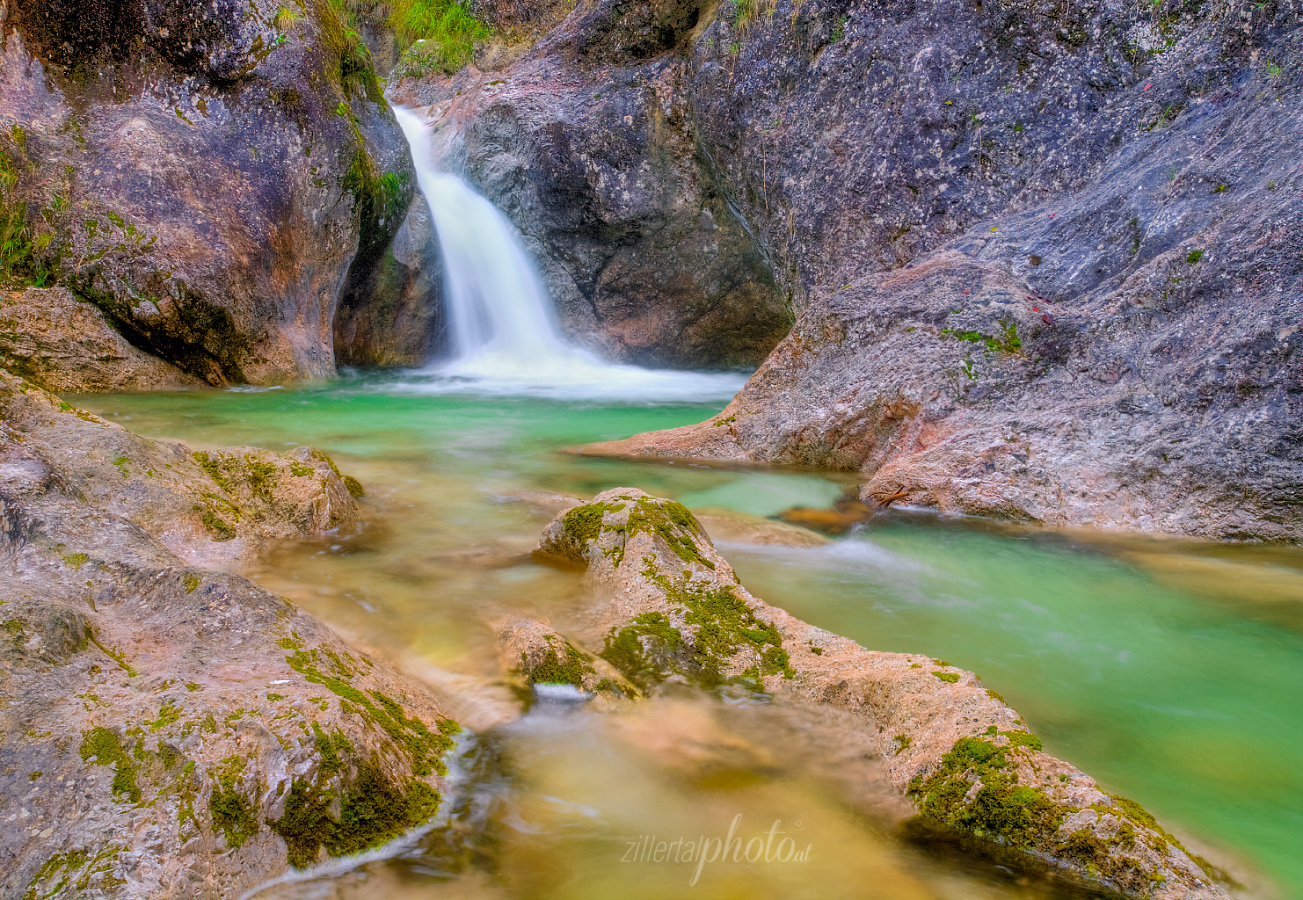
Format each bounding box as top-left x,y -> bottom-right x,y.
389,105 -> 746,403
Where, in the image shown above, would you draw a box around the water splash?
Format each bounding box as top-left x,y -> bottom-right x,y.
389,106 -> 747,403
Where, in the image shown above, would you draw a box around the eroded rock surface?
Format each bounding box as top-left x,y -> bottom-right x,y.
397,0 -> 1300,540
528,488 -> 1230,898
0,370 -> 460,899
0,0 -> 415,385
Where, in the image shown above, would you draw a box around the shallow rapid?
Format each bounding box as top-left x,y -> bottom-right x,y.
76,383 -> 1303,900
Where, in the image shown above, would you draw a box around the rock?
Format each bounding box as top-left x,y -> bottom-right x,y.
0,370 -> 359,571
405,0 -> 1300,541
694,509 -> 829,546
0,0 -> 414,386
531,488 -> 1230,898
0,375 -> 460,899
0,286 -> 200,391
492,614 -> 636,698
333,187 -> 447,369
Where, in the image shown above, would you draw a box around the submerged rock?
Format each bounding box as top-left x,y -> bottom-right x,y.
529,488 -> 1230,899
0,370 -> 460,898
0,0 -> 415,386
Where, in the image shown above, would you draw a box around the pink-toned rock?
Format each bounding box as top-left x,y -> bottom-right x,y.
532,488 -> 1230,900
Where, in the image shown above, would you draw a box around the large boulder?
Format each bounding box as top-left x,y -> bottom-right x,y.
574,0 -> 1302,540
0,0 -> 415,385
529,489 -> 1231,899
0,369 -> 460,899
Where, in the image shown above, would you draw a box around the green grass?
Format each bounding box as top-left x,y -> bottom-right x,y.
330,0 -> 489,77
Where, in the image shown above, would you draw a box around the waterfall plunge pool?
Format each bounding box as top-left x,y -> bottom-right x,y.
74,381 -> 1303,900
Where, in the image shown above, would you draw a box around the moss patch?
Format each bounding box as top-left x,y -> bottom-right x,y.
600,566 -> 792,689
285,645 -> 459,777
908,737 -> 1062,850
521,637 -> 593,687
79,727 -> 141,803
270,762 -> 442,868
209,779 -> 259,850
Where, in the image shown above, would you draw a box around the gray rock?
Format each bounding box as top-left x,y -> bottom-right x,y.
0,369 -> 460,899
547,0 -> 1302,540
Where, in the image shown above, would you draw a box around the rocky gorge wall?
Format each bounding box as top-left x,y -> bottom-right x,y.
0,0 -> 440,386
407,0 -> 1301,539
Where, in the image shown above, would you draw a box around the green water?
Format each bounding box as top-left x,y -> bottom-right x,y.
75,382 -> 1303,900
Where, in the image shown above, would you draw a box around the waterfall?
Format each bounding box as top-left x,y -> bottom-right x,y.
389,105 -> 746,403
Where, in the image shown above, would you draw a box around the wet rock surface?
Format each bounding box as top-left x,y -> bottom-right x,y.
527,488 -> 1231,899
0,285 -> 200,391
400,0 -> 1300,539
0,0 -> 415,386
0,369 -> 460,897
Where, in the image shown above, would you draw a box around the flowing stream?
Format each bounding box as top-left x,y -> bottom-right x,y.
74,385 -> 1303,900
66,111 -> 1303,900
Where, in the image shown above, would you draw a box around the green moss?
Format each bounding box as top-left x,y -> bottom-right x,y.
61,552 -> 89,570
79,727 -> 141,803
270,778 -> 335,868
271,763 -> 442,869
196,498 -> 238,541
290,463 -> 314,477
942,321 -> 1022,356
1186,249 -> 1203,264
209,778 -> 259,850
562,501 -> 626,546
285,646 -> 459,777
313,723 -> 353,778
1001,730 -> 1043,752
909,737 -> 1064,850
244,454 -> 278,501
569,495 -> 715,570
601,567 -> 793,689
894,734 -> 913,755
146,700 -> 182,732
88,630 -> 137,676
522,637 -> 593,687
932,671 -> 960,683
330,762 -> 441,856
23,849 -> 89,900
342,474 -> 365,498
183,573 -> 201,594
193,451 -> 233,493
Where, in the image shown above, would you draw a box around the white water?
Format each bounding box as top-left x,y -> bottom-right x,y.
390,106 -> 747,403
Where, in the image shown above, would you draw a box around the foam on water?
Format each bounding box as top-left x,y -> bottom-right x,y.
389,106 -> 748,404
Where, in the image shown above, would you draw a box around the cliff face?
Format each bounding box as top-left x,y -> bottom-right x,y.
0,0 -> 419,386
437,0 -> 1301,539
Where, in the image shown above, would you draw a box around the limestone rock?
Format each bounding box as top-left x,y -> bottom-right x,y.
0,286 -> 200,391
0,375 -> 459,899
0,0 -> 414,385
533,489 -> 1231,899
0,370 -> 359,570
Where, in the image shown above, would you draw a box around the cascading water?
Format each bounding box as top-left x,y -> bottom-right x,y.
390,105 -> 747,402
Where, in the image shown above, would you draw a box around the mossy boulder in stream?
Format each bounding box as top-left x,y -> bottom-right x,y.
0,368 -> 458,899
530,489 -> 1229,899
